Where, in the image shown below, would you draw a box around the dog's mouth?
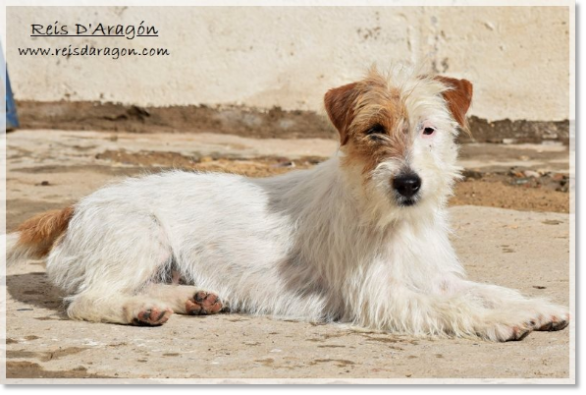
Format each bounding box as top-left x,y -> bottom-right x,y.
399,198 -> 417,207
394,194 -> 420,207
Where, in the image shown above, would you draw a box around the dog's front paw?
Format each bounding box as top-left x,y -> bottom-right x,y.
515,300 -> 570,332
478,302 -> 569,341
479,322 -> 534,342
530,310 -> 569,332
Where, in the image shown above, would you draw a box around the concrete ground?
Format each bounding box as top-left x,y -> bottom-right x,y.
3,130 -> 573,382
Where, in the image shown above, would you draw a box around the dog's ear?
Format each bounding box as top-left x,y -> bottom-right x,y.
324,82 -> 359,145
435,76 -> 473,129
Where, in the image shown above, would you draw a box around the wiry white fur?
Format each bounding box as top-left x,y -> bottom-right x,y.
7,69 -> 568,340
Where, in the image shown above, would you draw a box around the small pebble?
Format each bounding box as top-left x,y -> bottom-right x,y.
462,169 -> 482,180
542,220 -> 563,225
524,170 -> 540,178
272,161 -> 295,168
551,173 -> 566,181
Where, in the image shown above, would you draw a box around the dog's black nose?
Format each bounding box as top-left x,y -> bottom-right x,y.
393,174 -> 422,198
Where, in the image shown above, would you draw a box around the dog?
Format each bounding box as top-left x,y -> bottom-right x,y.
6,67 -> 569,341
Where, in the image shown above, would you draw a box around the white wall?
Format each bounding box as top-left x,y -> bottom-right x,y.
7,6 -> 570,121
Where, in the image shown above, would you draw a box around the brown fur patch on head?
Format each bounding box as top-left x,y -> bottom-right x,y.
324,70 -> 410,177
17,206 -> 75,257
435,76 -> 473,133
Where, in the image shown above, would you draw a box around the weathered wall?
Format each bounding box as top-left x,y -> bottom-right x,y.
7,6 -> 570,121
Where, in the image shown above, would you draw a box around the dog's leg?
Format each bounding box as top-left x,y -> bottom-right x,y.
144,284 -> 227,315
404,289 -> 540,341
357,284 -> 558,341
378,284 -> 568,341
66,292 -> 173,326
66,285 -> 227,325
48,211 -> 186,325
458,281 -> 570,332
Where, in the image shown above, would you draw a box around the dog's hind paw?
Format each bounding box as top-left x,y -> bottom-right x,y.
185,291 -> 225,315
132,306 -> 173,326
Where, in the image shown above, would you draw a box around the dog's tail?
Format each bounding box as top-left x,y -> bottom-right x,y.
6,206 -> 74,266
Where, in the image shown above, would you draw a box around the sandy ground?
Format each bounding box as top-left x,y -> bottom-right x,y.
3,129 -> 573,382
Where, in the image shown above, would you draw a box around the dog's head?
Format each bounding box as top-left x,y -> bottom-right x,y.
324,68 -> 472,219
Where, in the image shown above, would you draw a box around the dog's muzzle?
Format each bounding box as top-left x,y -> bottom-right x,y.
392,173 -> 422,206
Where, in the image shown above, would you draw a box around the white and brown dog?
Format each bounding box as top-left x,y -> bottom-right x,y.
7,68 -> 569,341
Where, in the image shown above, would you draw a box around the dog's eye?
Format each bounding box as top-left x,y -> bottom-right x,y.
423,127 -> 435,136
366,124 -> 386,135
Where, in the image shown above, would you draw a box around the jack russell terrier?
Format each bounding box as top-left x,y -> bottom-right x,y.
7,67 -> 569,341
